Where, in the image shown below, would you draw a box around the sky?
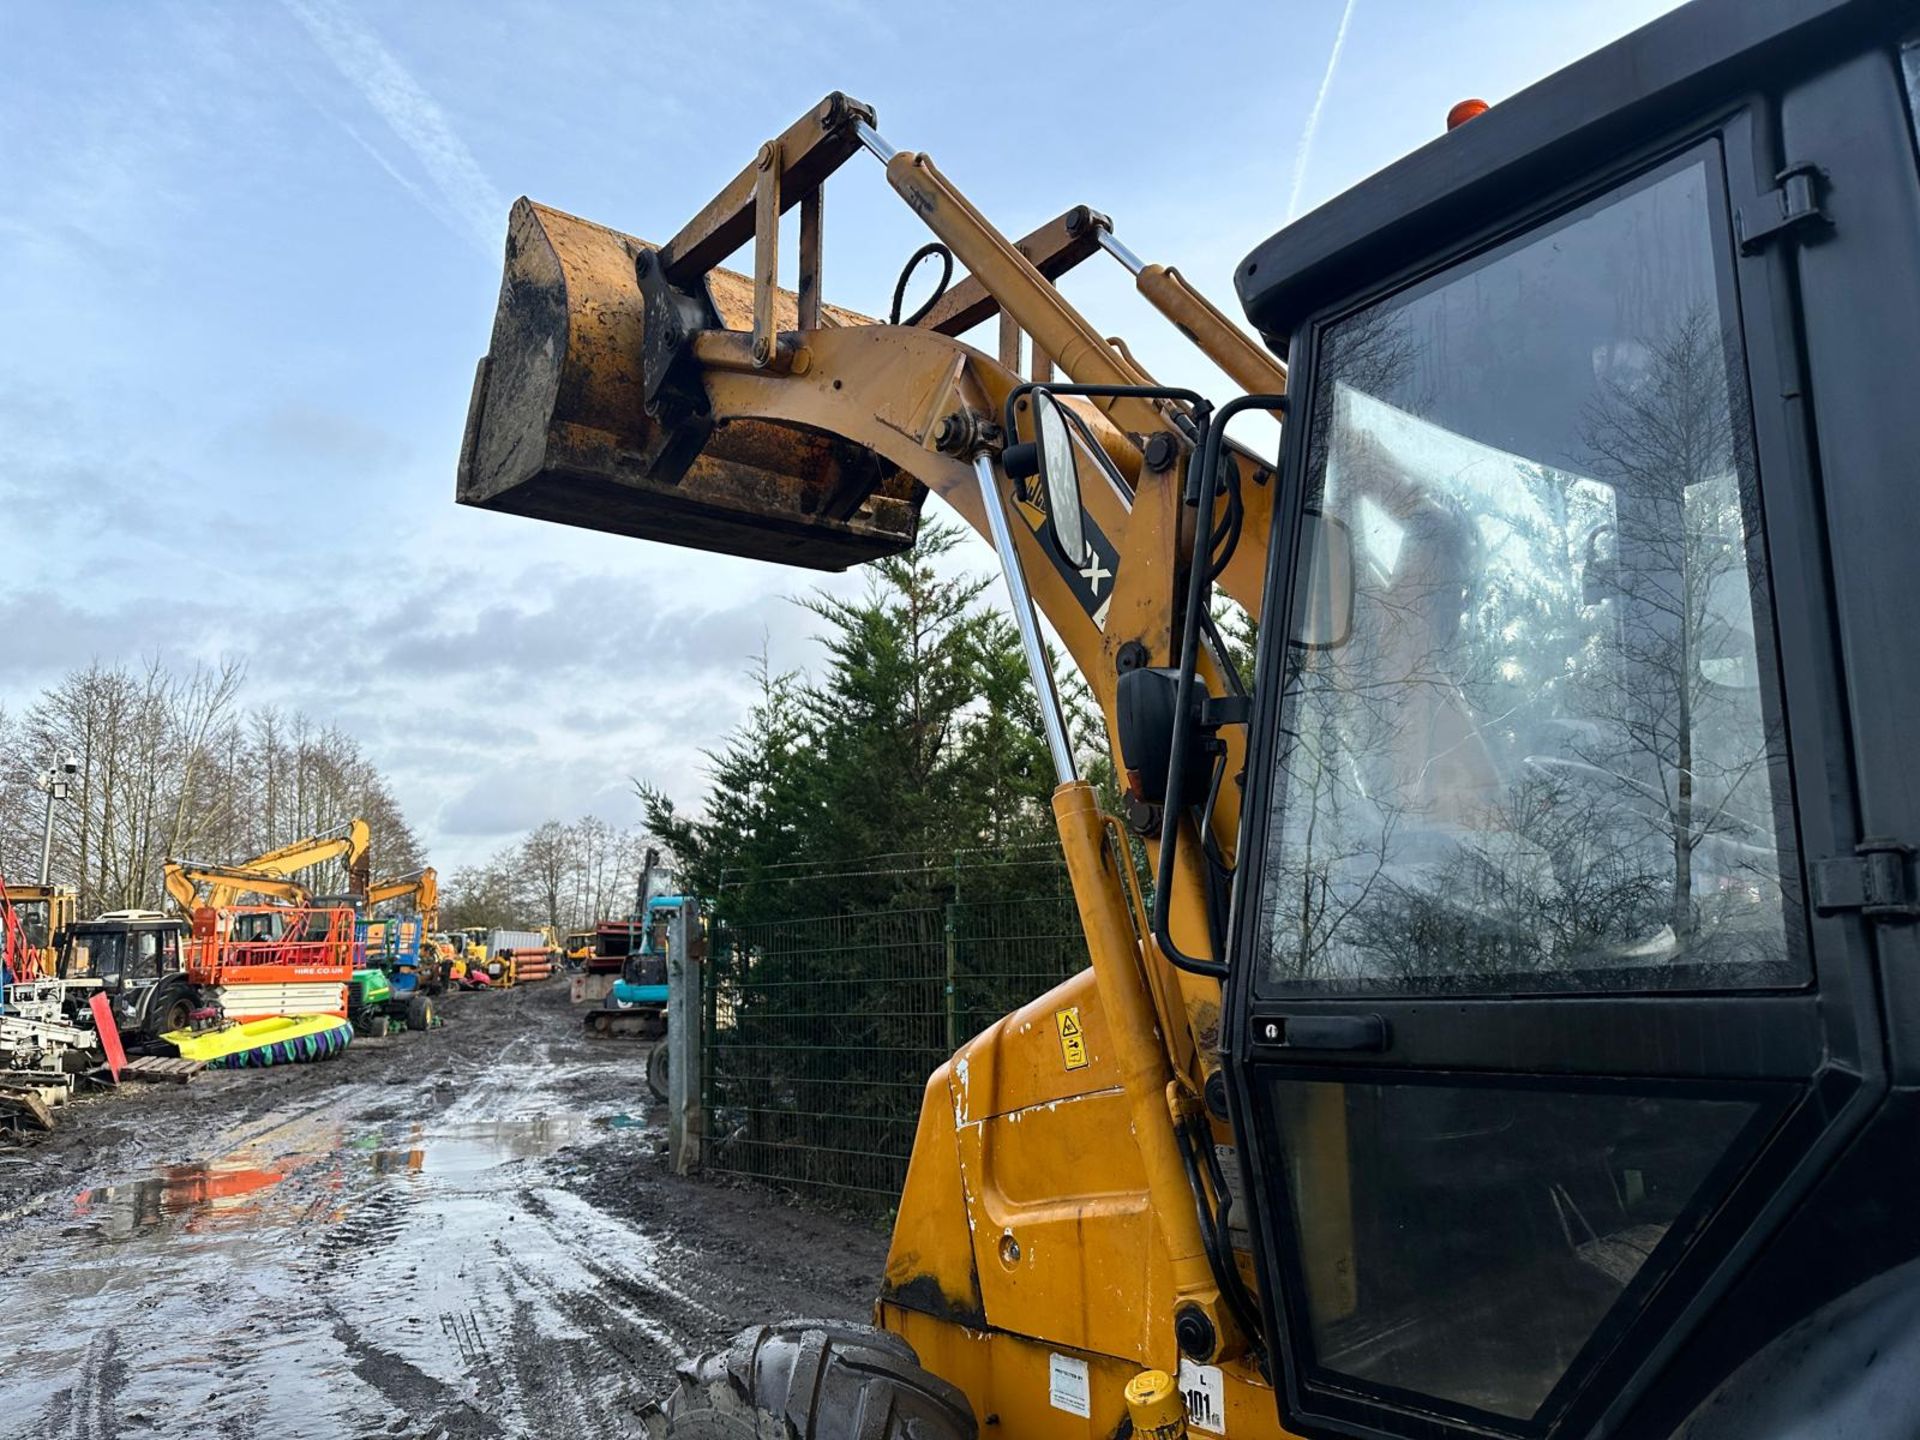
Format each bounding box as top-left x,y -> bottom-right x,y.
0,0 -> 1687,871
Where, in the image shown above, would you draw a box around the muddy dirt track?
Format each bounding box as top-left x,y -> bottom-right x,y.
0,979 -> 887,1439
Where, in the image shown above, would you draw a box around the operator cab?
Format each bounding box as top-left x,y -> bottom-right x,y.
1215,1 -> 1920,1436
60,912 -> 184,986
9,899 -> 55,956
59,911 -> 194,1037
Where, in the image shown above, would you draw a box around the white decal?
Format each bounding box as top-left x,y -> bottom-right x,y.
1078,554 -> 1112,596
1178,1359 -> 1226,1434
1048,1353 -> 1091,1418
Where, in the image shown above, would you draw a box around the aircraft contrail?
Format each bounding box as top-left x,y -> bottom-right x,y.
282,0 -> 505,254
1286,0 -> 1360,222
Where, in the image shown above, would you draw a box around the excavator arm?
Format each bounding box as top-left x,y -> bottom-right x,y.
161,861 -> 314,913
164,818 -> 372,912
367,866 -> 438,930
238,819 -> 371,894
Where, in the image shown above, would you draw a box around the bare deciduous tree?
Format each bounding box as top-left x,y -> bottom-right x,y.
0,659 -> 424,912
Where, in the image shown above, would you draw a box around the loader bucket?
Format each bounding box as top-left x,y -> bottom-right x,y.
457,199 -> 925,570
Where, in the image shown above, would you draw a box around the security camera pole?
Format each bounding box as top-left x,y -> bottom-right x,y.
35,756 -> 77,886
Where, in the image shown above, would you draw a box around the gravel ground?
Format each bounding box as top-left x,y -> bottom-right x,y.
0,977 -> 887,1439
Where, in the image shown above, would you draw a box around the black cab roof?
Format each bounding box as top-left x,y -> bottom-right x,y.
1235,0 -> 1897,347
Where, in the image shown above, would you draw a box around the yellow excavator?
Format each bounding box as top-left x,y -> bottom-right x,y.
459,3 -> 1920,1436
364,866 -> 453,992
161,819 -> 372,914
367,865 -> 438,928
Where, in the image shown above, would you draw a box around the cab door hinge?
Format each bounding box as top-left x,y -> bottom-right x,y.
1812,838 -> 1919,920
1738,163 -> 1832,256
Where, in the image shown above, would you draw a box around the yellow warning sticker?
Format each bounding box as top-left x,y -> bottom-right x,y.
1055,1007 -> 1089,1070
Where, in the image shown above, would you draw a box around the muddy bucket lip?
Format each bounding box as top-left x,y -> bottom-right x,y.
458,198 -> 923,573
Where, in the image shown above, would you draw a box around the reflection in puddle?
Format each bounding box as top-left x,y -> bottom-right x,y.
9,1078 -> 657,1436
73,1115 -> 590,1242
360,1115 -> 588,1178
75,1160 -> 286,1240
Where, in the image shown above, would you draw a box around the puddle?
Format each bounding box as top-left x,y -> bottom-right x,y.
4,1078 -> 690,1435
75,1160 -> 287,1240
72,1114 -> 593,1245
358,1115 -> 589,1178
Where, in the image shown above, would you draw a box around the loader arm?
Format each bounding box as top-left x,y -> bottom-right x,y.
460,194 -> 1262,1011
459,91 -> 1290,1430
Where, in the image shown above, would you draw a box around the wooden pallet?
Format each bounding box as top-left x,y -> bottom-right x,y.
121,1056 -> 205,1084
0,1089 -> 55,1131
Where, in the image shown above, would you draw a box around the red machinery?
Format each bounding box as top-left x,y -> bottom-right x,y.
0,870 -> 22,984
186,904 -> 356,1021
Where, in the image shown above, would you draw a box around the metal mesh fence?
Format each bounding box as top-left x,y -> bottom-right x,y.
698,849 -> 1086,1205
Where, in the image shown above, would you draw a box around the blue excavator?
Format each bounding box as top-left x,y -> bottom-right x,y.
583,851 -> 692,1101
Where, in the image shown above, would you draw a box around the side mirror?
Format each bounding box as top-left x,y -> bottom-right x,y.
1032,389 -> 1089,568
1292,511 -> 1355,650
1115,666 -> 1214,810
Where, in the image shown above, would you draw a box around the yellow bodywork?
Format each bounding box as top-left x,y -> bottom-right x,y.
459,94 -> 1306,1435
877,788 -> 1288,1437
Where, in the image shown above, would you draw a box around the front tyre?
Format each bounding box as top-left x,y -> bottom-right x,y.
647,1321 -> 974,1440
153,992 -> 193,1035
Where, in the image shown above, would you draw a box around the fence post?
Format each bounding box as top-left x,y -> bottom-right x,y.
668,898 -> 704,1175
943,902 -> 959,1053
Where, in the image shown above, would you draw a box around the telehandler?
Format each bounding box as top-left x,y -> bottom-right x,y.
457,0 -> 1920,1435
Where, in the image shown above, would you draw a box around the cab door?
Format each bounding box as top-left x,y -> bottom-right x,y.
1226,122 -> 1886,1440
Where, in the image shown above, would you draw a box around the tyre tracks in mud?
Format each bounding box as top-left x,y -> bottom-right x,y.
0,980 -> 886,1440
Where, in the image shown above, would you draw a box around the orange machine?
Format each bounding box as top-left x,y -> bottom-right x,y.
185,904 -> 355,1022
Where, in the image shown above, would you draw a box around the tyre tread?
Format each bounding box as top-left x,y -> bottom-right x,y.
653,1320 -> 973,1440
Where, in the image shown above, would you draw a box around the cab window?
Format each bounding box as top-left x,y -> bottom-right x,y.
1260,145 -> 1799,999
1249,142 -> 1803,1431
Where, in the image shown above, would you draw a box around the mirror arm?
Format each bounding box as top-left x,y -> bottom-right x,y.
1152,392 -> 1288,982
991,376 -> 1278,983
1000,381 -> 1207,455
